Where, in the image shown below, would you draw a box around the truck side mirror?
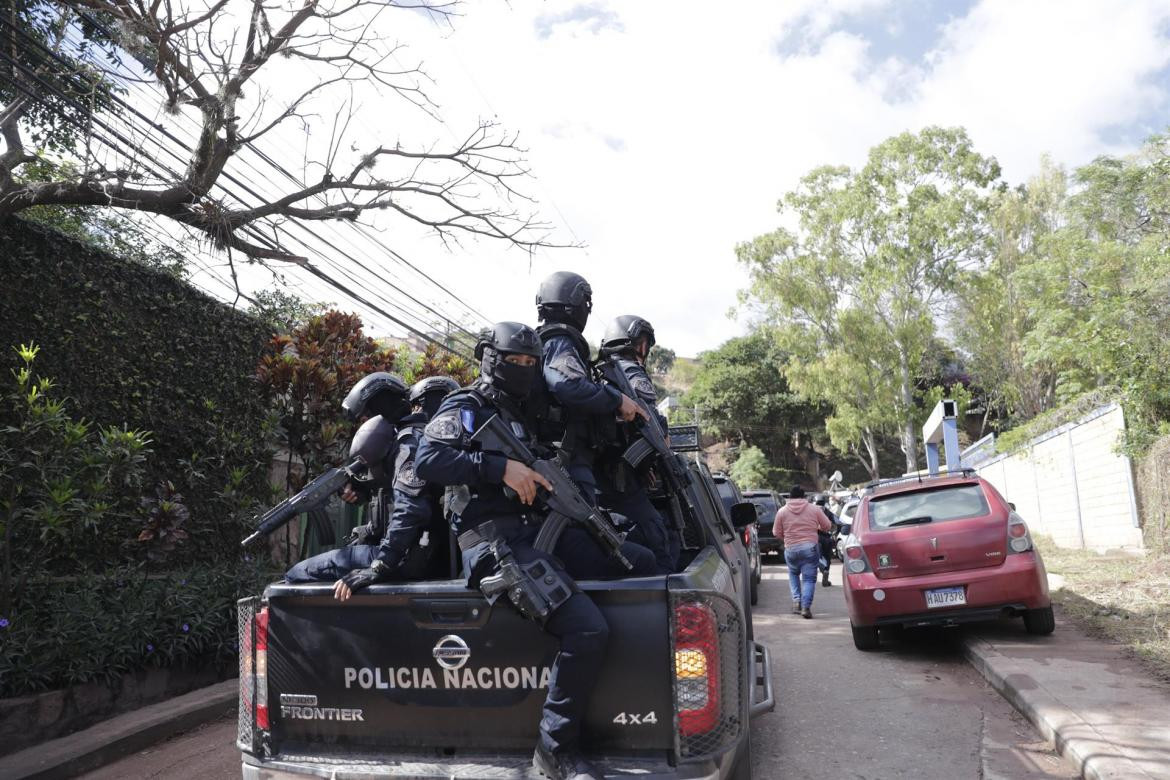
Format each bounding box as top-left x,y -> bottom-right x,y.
730,502 -> 756,529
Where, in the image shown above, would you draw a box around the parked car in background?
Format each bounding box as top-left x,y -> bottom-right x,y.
742,489 -> 783,560
835,497 -> 861,560
712,473 -> 761,606
842,471 -> 1054,651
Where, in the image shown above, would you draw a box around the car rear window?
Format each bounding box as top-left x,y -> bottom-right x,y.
868,484 -> 990,530
746,497 -> 777,520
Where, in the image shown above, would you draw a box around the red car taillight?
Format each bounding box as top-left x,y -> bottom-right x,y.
674,602 -> 719,736
1007,512 -> 1033,553
254,608 -> 270,729
843,538 -> 871,574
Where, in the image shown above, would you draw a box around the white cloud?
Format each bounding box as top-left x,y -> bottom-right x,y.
182,0 -> 1170,357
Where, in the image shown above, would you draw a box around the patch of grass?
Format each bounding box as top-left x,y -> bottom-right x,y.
1036,536 -> 1170,683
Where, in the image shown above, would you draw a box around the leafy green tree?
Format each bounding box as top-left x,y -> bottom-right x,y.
729,445 -> 775,491
952,160 -> 1065,432
738,127 -> 1000,475
683,331 -> 828,483
646,345 -> 676,376
1017,135 -> 1170,451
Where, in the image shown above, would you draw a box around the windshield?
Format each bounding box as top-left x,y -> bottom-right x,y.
745,496 -> 777,520
842,503 -> 858,521
867,484 -> 990,530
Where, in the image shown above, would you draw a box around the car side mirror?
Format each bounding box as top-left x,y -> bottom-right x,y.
840,523 -> 851,535
730,502 -> 756,529
1009,502 -> 1016,511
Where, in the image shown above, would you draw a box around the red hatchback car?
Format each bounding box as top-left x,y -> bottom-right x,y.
842,472 -> 1053,650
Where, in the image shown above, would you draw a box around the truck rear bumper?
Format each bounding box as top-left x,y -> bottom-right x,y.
241,752 -> 724,779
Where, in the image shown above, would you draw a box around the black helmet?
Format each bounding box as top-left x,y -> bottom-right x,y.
342,371 -> 409,422
599,315 -> 656,357
409,375 -> 460,419
536,271 -> 593,330
475,322 -> 542,399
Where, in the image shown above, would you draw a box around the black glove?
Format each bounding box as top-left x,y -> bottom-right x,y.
340,559 -> 392,592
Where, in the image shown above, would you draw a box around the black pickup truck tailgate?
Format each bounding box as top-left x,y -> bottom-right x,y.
263,577 -> 675,754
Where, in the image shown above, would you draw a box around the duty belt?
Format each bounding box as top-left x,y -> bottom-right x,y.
457,515 -> 539,551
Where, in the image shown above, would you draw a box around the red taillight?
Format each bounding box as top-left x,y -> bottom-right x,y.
254,608 -> 269,730
743,529 -> 751,546
843,540 -> 871,573
674,602 -> 719,736
1007,512 -> 1032,553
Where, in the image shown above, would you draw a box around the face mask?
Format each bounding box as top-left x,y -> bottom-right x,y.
492,361 -> 538,399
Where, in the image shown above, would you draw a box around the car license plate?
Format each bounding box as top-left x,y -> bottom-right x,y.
925,586 -> 966,609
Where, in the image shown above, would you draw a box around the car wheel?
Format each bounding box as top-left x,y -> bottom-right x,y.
750,572 -> 759,606
851,622 -> 880,651
1023,605 -> 1055,635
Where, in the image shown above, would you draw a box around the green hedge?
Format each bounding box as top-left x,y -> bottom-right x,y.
0,562 -> 275,696
0,218 -> 273,563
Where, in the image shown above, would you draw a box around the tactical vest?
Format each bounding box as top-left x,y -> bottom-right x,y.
535,322 -> 616,458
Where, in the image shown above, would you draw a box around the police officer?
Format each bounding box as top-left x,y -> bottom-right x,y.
415,323 -> 653,780
595,315 -> 679,573
534,271 -> 647,502
285,373 -> 455,594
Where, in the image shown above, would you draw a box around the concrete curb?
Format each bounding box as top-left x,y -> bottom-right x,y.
962,635 -> 1157,780
0,679 -> 237,780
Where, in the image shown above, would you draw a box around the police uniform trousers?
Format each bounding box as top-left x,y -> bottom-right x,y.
565,462 -> 661,578
285,542 -> 432,583
598,484 -> 678,574
461,523 -> 611,755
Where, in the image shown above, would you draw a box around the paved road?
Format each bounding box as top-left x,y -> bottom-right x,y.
748,560 -> 1076,780
82,562 -> 1077,779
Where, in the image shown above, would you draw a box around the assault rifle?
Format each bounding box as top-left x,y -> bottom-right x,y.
241,459 -> 365,547
597,356 -> 696,540
470,414 -> 633,571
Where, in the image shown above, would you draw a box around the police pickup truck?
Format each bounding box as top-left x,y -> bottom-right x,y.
236,426 -> 774,779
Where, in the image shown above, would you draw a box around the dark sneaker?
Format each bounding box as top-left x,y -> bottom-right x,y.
802,607 -> 813,619
534,744 -> 604,780
791,600 -> 801,614
822,575 -> 832,587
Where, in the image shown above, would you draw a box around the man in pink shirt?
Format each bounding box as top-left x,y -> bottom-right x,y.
773,486 -> 831,618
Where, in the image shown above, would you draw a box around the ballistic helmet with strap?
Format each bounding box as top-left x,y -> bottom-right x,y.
535,271 -> 593,331
475,322 -> 542,399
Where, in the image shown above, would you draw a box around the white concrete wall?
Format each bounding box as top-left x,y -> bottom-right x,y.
975,404 -> 1143,551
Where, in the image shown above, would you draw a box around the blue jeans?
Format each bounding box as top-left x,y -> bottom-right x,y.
785,542 -> 819,609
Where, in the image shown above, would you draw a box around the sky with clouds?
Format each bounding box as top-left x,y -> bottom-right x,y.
186,0 -> 1170,357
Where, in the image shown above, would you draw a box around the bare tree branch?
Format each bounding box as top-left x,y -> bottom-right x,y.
0,0 -> 565,264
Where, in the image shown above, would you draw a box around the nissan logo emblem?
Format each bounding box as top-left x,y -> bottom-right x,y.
432,634 -> 471,670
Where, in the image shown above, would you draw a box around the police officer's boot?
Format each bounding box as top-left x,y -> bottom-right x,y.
534,744 -> 604,780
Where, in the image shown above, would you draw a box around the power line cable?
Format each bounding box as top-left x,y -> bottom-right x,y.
0,22 -> 476,357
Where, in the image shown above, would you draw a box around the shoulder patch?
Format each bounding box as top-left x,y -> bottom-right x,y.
460,407 -> 476,433
632,376 -> 656,398
396,459 -> 426,490
424,410 -> 463,442
548,350 -> 587,381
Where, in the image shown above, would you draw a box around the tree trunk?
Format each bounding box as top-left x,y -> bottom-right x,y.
862,429 -> 881,482
898,353 -> 917,473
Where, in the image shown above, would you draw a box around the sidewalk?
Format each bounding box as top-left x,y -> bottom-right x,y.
964,610 -> 1170,780
0,680 -> 236,780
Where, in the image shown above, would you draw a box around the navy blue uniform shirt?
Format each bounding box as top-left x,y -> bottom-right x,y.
415,386 -> 536,534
